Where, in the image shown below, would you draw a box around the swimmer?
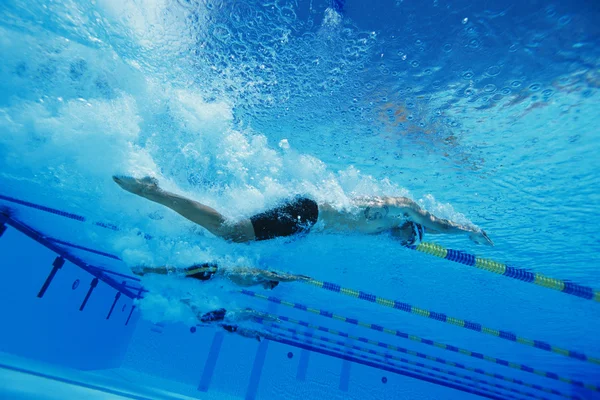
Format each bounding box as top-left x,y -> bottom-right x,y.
113,175 -> 493,246
132,263 -> 311,290
181,299 -> 277,341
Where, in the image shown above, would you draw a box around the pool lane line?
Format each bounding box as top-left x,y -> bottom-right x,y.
410,242 -> 599,302
260,321 -> 553,400
253,314 -> 579,398
0,193 -> 153,239
239,290 -> 599,392
270,332 -> 515,400
297,279 -> 600,365
3,215 -> 142,299
2,192 -> 598,302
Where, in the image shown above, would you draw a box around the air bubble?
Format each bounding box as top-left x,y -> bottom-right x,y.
411,60 -> 420,68
509,44 -> 518,52
500,87 -> 512,95
558,15 -> 571,26
464,88 -> 475,96
528,83 -> 541,92
462,17 -> 469,24
486,65 -> 501,76
442,43 -> 453,52
511,80 -> 522,88
469,39 -> 480,49
424,68 -> 432,75
542,89 -> 554,98
211,24 -> 231,41
483,84 -> 496,93
462,71 -> 474,80
415,39 -> 423,46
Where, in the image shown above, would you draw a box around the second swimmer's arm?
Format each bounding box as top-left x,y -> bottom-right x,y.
223,267 -> 310,286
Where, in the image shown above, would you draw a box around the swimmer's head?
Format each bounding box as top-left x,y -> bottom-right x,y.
389,224 -> 413,246
262,280 -> 280,290
389,222 -> 423,246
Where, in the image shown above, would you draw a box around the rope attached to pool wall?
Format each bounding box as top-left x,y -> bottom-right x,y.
269,328 -> 535,400
239,290 -> 599,393
294,279 -> 600,365
268,334 -> 510,400
1,192 -> 598,303
254,315 -> 577,399
409,241 -> 599,302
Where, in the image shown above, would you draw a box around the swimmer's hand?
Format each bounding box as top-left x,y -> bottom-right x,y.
469,230 -> 494,246
113,175 -> 159,196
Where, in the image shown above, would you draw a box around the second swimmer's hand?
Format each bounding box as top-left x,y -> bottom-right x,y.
469,230 -> 494,246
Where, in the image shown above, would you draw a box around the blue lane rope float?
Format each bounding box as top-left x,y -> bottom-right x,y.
2,192 -> 598,302
239,290 -> 599,391
410,242 -> 599,302
260,321 -> 554,400
254,314 -> 579,398
298,279 -> 600,365
271,330 -> 528,400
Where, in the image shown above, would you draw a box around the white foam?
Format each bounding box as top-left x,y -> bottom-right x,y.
0,1 -> 481,325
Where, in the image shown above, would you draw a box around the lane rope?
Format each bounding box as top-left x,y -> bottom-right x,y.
261,321 -> 554,400
239,289 -> 599,391
253,314 -> 581,398
272,330 -> 528,400
411,242 -> 599,302
298,279 -> 600,364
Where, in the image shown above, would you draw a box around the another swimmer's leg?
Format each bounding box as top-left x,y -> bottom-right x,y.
132,266 -> 169,276
113,176 -> 255,242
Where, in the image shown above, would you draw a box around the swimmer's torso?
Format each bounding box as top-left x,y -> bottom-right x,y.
317,197 -> 407,234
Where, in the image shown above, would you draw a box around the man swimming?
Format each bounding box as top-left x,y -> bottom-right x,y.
135,263 -> 304,340
113,175 -> 493,246
132,263 -> 310,289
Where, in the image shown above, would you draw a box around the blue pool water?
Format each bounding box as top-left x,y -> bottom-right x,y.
0,0 -> 599,399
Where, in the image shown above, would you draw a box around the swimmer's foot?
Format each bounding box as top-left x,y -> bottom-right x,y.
113,175 -> 159,197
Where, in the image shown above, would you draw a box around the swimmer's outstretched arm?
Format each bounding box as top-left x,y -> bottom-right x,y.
230,308 -> 280,323
131,265 -> 173,276
395,197 -> 493,245
222,267 -> 311,287
361,197 -> 493,245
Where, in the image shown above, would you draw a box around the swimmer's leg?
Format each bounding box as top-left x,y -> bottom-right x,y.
113,176 -> 255,242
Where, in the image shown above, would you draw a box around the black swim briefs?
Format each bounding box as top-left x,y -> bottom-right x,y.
200,308 -> 227,323
250,197 -> 319,241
